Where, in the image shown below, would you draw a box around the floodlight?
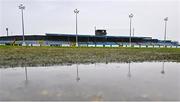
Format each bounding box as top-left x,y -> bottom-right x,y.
129,13 -> 133,18
19,4 -> 25,10
74,9 -> 79,14
164,17 -> 168,21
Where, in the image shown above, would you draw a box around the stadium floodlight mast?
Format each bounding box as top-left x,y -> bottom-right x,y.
129,13 -> 133,47
74,9 -> 79,47
164,17 -> 168,47
19,4 -> 25,45
133,28 -> 135,37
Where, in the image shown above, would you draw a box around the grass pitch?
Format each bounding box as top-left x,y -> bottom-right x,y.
0,46 -> 180,67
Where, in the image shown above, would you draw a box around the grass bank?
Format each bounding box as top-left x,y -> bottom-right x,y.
0,46 -> 180,67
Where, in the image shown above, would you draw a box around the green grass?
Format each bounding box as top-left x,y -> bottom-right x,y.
0,45 -> 180,67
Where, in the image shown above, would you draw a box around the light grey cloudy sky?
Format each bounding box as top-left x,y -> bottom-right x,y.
0,0 -> 180,41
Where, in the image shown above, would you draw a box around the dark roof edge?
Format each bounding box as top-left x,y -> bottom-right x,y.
45,33 -> 152,39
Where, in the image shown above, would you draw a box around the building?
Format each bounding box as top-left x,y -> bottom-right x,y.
95,29 -> 107,36
0,32 -> 179,47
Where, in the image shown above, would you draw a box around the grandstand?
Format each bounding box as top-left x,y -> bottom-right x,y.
0,31 -> 179,48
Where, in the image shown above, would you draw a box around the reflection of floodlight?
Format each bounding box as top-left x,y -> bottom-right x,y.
161,62 -> 165,74
24,67 -> 29,86
127,62 -> 131,78
76,77 -> 80,82
19,4 -> 25,45
74,9 -> 80,47
164,17 -> 168,47
25,67 -> 28,81
161,70 -> 165,74
129,13 -> 134,47
76,64 -> 80,82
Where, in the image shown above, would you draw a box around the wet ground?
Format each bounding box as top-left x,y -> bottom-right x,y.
0,62 -> 179,101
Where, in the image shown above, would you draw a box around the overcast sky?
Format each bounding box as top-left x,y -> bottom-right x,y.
0,0 -> 180,41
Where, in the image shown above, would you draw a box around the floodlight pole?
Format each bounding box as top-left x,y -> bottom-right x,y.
19,4 -> 25,45
133,28 -> 135,37
129,13 -> 133,47
94,26 -> 96,34
164,17 -> 168,47
74,9 -> 79,47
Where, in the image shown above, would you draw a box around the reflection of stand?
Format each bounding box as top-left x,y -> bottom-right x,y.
76,64 -> 80,82
127,62 -> 131,79
161,62 -> 165,74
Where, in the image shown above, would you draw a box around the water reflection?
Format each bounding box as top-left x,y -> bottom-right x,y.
76,64 -> 80,82
21,62 -> 168,84
0,62 -> 179,101
25,67 -> 28,81
24,67 -> 29,85
161,62 -> 165,74
127,62 -> 132,79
